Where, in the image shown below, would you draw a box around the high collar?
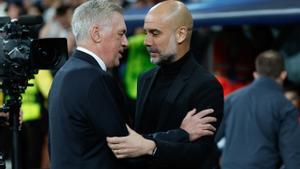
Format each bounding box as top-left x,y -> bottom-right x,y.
159,50 -> 191,74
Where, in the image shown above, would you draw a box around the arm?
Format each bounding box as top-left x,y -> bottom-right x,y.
148,81 -> 223,167
87,73 -> 128,137
278,102 -> 300,168
107,108 -> 216,158
134,71 -> 216,143
107,80 -> 223,168
149,108 -> 216,142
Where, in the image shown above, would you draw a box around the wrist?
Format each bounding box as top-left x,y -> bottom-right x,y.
145,139 -> 156,156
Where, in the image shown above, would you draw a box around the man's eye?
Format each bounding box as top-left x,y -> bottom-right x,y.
152,31 -> 160,36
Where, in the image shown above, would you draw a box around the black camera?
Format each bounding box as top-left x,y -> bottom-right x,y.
0,16 -> 68,94
0,16 -> 68,169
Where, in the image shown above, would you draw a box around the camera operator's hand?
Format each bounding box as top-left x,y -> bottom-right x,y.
0,112 -> 9,126
0,111 -> 23,127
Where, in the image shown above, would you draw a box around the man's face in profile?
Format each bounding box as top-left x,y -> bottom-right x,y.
101,12 -> 128,68
143,13 -> 177,65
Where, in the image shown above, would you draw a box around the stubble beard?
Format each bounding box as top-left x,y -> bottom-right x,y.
150,34 -> 177,66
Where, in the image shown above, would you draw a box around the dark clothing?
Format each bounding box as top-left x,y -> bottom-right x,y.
218,77 -> 300,169
140,55 -> 187,134
135,51 -> 224,169
48,50 -> 129,169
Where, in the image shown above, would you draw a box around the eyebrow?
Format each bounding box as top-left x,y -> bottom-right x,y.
145,28 -> 161,33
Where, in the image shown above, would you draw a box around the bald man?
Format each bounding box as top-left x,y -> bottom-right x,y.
107,1 -> 223,169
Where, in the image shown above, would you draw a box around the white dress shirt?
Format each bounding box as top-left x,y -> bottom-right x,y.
77,47 -> 107,71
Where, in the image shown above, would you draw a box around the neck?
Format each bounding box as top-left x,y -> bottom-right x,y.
174,43 -> 190,62
255,74 -> 283,86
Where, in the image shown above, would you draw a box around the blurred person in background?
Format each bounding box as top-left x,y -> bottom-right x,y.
41,0 -> 61,23
20,70 -> 53,169
216,50 -> 300,169
0,0 -> 7,16
284,87 -> 300,109
5,0 -> 25,19
39,4 -> 75,54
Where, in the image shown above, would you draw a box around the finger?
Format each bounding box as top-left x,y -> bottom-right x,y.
0,112 -> 9,119
107,142 -> 124,150
116,154 -> 127,159
202,124 -> 216,132
112,149 -> 119,157
106,137 -> 125,144
200,116 -> 217,124
190,130 -> 215,141
113,148 -> 132,157
194,130 -> 214,139
185,108 -> 197,118
194,109 -> 214,118
200,130 -> 214,136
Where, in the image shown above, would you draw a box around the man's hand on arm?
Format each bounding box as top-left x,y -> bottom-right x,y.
180,108 -> 217,141
107,125 -> 156,159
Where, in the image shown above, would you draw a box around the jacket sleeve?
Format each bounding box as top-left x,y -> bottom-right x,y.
279,101 -> 300,168
145,128 -> 189,142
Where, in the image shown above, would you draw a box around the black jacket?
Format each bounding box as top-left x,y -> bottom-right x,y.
134,52 -> 224,169
48,50 -> 129,169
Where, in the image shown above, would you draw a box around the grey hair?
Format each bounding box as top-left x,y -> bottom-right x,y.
71,0 -> 123,42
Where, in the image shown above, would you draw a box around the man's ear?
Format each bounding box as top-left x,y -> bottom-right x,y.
280,70 -> 287,81
176,26 -> 187,44
90,25 -> 102,43
253,71 -> 259,79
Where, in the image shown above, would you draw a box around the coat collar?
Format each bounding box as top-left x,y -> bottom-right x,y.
73,50 -> 103,70
253,76 -> 283,92
135,51 -> 198,129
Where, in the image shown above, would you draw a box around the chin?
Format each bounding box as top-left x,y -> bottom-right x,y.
114,61 -> 120,67
150,58 -> 159,64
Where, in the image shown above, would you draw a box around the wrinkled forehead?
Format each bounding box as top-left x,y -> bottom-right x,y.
144,12 -> 173,30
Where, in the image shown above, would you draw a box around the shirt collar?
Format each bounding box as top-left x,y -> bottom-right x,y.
76,47 -> 107,71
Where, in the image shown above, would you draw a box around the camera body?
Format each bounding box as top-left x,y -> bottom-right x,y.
0,19 -> 35,81
0,16 -> 68,94
0,16 -> 68,168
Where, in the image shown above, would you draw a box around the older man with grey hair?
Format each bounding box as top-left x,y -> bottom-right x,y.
48,1 -> 129,169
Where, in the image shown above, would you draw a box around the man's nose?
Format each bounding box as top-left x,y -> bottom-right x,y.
122,36 -> 128,48
144,35 -> 152,47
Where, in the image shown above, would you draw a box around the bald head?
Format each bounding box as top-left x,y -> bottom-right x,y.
143,0 -> 193,63
147,0 -> 193,30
